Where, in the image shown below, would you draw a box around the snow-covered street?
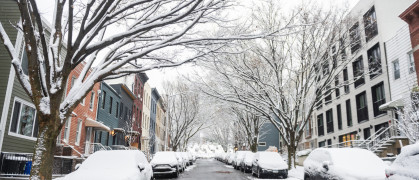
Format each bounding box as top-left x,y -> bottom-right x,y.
156,158 -> 303,180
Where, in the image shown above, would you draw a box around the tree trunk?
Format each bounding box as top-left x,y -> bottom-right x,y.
250,136 -> 258,152
30,114 -> 60,180
287,143 -> 296,170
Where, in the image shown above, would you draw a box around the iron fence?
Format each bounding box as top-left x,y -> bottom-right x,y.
0,152 -> 83,177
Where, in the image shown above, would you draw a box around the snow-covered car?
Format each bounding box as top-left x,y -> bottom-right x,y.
386,143 -> 419,179
227,153 -> 235,165
233,151 -> 248,170
186,152 -> 194,165
175,152 -> 187,171
60,150 -> 153,180
240,151 -> 255,173
150,151 -> 181,178
252,151 -> 288,179
304,148 -> 387,180
180,152 -> 191,166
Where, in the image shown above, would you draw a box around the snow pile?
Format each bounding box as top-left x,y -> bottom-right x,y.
59,150 -> 147,180
187,142 -> 226,158
296,149 -> 312,157
257,152 -> 287,170
150,151 -> 178,166
304,148 -> 387,179
386,142 -> 419,179
288,166 -> 304,179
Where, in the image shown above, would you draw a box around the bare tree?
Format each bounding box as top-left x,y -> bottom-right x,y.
0,0 -> 279,178
165,80 -> 204,151
195,2 -> 363,169
231,106 -> 267,152
395,91 -> 419,143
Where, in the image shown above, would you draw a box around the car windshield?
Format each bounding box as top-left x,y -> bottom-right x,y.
152,152 -> 177,164
81,150 -> 139,170
259,152 -> 283,162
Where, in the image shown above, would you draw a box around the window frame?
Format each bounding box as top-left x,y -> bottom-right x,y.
371,82 -> 386,117
353,56 -> 365,88
317,113 -> 325,136
102,91 -> 107,109
356,91 -> 369,123
109,97 -> 113,114
64,117 -> 71,142
75,119 -> 82,146
89,91 -> 95,111
367,43 -> 382,79
326,109 -> 334,134
363,6 -> 378,42
408,51 -> 415,74
393,60 -> 400,80
8,97 -> 38,141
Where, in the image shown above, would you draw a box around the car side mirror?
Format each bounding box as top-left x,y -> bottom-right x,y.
75,164 -> 81,170
138,164 -> 145,171
322,161 -> 330,171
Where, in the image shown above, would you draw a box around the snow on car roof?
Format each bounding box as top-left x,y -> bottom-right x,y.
151,151 -> 178,164
82,150 -> 145,169
386,142 -> 419,179
305,148 -> 387,179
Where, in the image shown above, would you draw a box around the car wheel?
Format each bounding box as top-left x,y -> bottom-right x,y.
173,169 -> 179,178
304,173 -> 310,180
257,168 -> 261,178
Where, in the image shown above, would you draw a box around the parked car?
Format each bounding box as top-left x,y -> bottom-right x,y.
233,151 -> 248,170
386,143 -> 419,179
227,153 -> 235,165
240,152 -> 255,173
252,151 -> 288,179
180,152 -> 191,166
304,148 -> 387,180
186,152 -> 194,165
60,150 -> 153,180
175,152 -> 187,171
150,151 -> 181,178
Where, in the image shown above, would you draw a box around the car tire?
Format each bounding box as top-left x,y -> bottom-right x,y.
173,170 -> 179,178
304,173 -> 310,180
257,168 -> 261,178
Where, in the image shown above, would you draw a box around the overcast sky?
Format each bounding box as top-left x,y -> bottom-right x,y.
35,0 -> 359,93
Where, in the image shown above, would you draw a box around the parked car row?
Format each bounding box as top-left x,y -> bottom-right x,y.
303,143 -> 419,180
216,151 -> 288,179
150,151 -> 196,178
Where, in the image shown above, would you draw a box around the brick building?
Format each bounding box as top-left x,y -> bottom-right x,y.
400,1 -> 419,84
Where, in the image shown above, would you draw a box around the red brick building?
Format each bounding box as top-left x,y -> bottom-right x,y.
129,73 -> 148,149
57,62 -> 104,157
400,1 -> 419,83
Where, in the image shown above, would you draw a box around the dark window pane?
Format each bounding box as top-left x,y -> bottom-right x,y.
317,114 -> 324,136
102,91 -> 107,109
10,101 -> 21,133
363,6 -> 378,42
326,109 -> 334,133
367,43 -> 382,79
337,104 -> 342,130
353,56 -> 365,88
350,22 -> 361,53
346,99 -> 352,127
356,91 -> 369,122
372,82 -> 386,117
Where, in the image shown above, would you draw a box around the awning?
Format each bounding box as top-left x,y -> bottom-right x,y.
379,98 -> 404,111
85,118 -> 111,132
113,128 -> 125,133
127,131 -> 140,136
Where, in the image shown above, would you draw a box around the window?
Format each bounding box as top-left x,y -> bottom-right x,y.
89,92 -> 95,110
408,52 -> 415,74
337,104 -> 342,130
350,22 -> 361,53
346,99 -> 352,127
335,76 -> 340,98
367,43 -> 382,79
116,102 -> 119,117
64,118 -> 71,142
305,117 -> 312,138
317,114 -> 324,136
322,54 -> 329,76
120,103 -> 124,118
393,60 -> 400,79
353,56 -> 365,88
363,6 -> 378,42
319,141 -> 326,148
325,86 -> 332,104
343,68 -> 349,94
326,109 -> 334,133
356,91 -> 369,122
102,91 -> 107,109
315,88 -> 323,110
75,119 -> 82,145
372,82 -> 386,117
109,97 -> 113,114
9,99 -> 39,138
258,142 -> 266,146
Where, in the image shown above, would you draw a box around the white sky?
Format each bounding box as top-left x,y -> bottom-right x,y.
35,0 -> 359,93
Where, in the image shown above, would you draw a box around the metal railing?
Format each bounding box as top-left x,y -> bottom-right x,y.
0,152 -> 79,176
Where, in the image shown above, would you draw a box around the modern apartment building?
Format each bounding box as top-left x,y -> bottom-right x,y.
299,0 -> 416,156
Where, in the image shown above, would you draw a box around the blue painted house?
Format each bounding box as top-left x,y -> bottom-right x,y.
95,82 -> 121,146
150,88 -> 160,154
110,84 -> 136,147
258,121 -> 280,151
